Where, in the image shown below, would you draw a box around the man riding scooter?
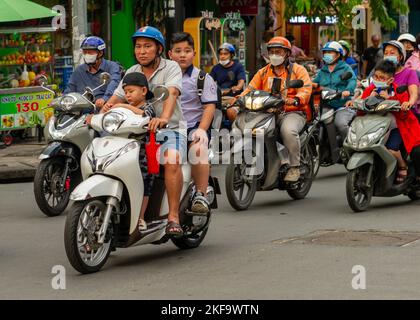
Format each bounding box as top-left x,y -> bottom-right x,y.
64,36 -> 122,110
312,41 -> 357,152
231,36 -> 312,182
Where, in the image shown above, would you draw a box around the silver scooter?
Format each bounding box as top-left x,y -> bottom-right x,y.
33,73 -> 110,217
343,89 -> 420,212
225,79 -> 317,211
64,86 -> 220,274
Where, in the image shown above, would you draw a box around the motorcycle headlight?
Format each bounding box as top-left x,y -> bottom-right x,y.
359,127 -> 385,148
102,112 -> 126,133
60,95 -> 76,111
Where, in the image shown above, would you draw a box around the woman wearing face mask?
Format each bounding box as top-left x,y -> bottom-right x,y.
313,41 -> 357,142
64,36 -> 122,110
382,40 -> 420,119
398,33 -> 417,64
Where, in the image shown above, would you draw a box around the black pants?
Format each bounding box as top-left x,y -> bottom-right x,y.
410,146 -> 420,177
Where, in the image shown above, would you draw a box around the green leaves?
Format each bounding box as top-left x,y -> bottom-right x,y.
282,0 -> 409,32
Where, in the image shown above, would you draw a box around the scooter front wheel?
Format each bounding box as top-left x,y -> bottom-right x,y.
225,162 -> 257,211
346,166 -> 373,212
64,199 -> 113,274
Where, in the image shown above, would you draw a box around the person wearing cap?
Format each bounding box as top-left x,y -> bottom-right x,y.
110,72 -> 157,232
210,43 -> 246,121
232,36 -> 313,182
64,36 -> 122,110
382,40 -> 419,115
102,26 -> 187,237
398,33 -> 417,64
313,41 -> 357,143
339,40 -> 358,77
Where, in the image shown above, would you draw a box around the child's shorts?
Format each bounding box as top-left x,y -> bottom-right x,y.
386,128 -> 403,151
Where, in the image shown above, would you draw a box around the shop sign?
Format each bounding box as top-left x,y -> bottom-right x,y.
205,19 -> 221,31
220,0 -> 259,16
228,20 -> 245,31
289,16 -> 338,24
0,91 -> 54,130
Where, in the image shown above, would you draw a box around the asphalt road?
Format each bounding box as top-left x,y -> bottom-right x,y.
1,165 -> 420,299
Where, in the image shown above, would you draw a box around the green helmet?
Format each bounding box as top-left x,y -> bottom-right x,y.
338,40 -> 351,56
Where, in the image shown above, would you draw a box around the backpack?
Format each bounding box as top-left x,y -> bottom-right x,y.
197,70 -> 222,109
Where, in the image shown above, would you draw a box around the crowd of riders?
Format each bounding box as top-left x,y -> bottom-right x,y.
63,25 -> 420,236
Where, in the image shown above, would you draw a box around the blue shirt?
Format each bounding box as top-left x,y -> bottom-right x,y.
345,57 -> 358,77
313,60 -> 357,110
210,61 -> 246,91
64,59 -> 121,101
181,65 -> 218,128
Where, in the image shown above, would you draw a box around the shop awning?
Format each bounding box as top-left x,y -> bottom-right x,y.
0,0 -> 59,23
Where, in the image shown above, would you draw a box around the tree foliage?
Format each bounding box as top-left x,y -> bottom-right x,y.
283,0 -> 409,31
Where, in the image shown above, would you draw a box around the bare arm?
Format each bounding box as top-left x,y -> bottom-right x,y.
199,104 -> 216,131
408,84 -> 419,107
112,103 -> 145,115
148,87 -> 179,132
101,95 -> 124,113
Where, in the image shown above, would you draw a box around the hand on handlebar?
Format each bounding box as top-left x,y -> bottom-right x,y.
401,102 -> 411,111
101,102 -> 113,113
345,100 -> 354,108
342,91 -> 351,98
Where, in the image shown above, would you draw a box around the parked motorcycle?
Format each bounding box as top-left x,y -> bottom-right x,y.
64,86 -> 220,274
225,79 -> 317,211
33,73 -> 110,217
343,89 -> 420,212
311,71 -> 354,176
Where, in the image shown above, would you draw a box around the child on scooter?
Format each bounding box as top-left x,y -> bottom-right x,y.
89,72 -> 156,231
358,60 -> 420,184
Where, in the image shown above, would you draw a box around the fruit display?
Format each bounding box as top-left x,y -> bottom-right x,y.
1,33 -> 52,48
17,114 -> 29,127
1,115 -> 15,128
0,51 -> 52,66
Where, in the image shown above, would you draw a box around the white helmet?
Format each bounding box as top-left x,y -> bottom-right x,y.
322,41 -> 344,56
383,40 -> 406,62
398,33 -> 416,44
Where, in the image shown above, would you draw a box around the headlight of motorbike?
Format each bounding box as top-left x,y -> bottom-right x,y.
60,95 -> 76,111
251,97 -> 264,111
375,102 -> 391,111
102,112 -> 126,133
359,127 -> 385,148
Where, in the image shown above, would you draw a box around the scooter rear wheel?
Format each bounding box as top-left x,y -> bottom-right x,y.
346,166 -> 373,212
226,162 -> 257,211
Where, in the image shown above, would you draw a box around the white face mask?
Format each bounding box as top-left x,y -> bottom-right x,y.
219,59 -> 230,66
83,53 -> 98,64
269,54 -> 285,66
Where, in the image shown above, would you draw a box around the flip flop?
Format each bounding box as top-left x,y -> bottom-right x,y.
165,221 -> 183,237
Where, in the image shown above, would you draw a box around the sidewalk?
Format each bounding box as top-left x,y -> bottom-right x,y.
0,140 -> 45,182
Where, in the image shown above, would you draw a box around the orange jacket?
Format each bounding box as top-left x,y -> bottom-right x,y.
241,62 -> 313,121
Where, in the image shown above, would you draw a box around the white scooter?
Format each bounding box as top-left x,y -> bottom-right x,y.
64,86 -> 220,274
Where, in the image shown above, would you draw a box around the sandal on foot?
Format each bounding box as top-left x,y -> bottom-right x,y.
138,218 -> 147,232
166,221 -> 183,237
396,167 -> 408,184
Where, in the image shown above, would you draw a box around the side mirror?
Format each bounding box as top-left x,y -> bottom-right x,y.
271,77 -> 281,95
153,85 -> 169,102
287,79 -> 304,89
38,75 -> 48,86
84,87 -> 95,102
340,71 -> 353,81
100,72 -> 111,85
396,85 -> 408,94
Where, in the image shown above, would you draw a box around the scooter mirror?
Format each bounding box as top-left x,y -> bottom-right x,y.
396,85 -> 408,94
287,79 -> 304,89
38,75 -> 48,86
100,72 -> 111,85
84,87 -> 95,102
153,85 -> 169,102
340,71 -> 353,81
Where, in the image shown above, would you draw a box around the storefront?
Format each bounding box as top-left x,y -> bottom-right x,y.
220,12 -> 247,72
0,1 -> 61,144
286,15 -> 339,62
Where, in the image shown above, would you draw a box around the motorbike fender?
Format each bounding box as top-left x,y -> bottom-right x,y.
346,152 -> 374,171
39,142 -> 78,160
232,136 -> 253,156
70,175 -> 123,202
